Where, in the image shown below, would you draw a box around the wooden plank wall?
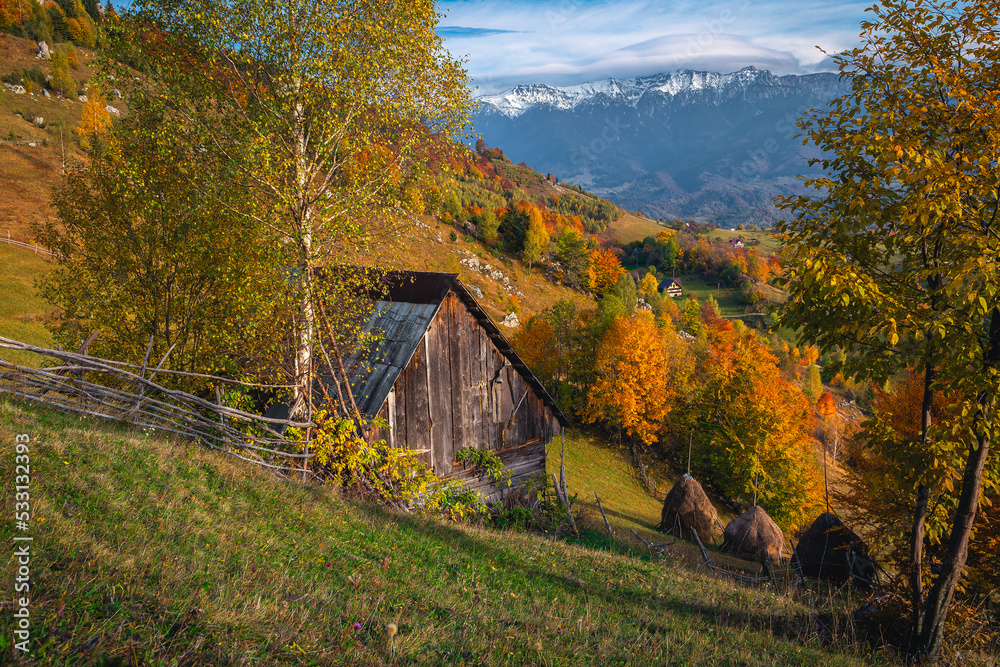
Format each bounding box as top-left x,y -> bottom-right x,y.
370,292 -> 560,486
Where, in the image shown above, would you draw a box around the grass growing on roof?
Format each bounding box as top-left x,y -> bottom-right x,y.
0,399 -> 887,666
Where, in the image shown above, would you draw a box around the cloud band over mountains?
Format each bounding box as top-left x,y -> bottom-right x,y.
438,0 -> 869,93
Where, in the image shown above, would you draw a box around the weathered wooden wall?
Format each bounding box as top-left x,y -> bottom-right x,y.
371,292 -> 560,488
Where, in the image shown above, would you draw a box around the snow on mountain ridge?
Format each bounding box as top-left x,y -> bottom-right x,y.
479,67 -> 767,119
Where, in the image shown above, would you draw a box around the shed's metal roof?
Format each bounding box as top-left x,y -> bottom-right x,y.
347,299 -> 441,418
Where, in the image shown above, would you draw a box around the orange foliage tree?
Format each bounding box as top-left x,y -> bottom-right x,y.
679,319 -> 823,528
587,246 -> 625,295
582,312 -> 671,445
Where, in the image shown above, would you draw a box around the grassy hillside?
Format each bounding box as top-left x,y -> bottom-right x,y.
0,243 -> 52,366
0,398 -> 888,666
380,217 -> 594,323
0,35 -> 98,242
546,431 -> 742,546
600,212 -> 670,244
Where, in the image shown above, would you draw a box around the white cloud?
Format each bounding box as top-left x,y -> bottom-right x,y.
439,0 -> 869,93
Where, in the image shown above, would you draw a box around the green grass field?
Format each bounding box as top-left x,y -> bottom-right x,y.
0,400 -> 892,666
0,243 -> 53,366
708,228 -> 783,255
669,274 -> 749,319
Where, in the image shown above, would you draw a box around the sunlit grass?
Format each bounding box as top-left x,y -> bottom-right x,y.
0,399 -> 890,665
0,243 -> 52,367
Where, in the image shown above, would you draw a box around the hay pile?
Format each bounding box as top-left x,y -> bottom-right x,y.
793,512 -> 875,585
657,474 -> 718,541
720,505 -> 786,562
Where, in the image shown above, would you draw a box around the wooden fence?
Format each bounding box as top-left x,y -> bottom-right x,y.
0,336 -> 315,478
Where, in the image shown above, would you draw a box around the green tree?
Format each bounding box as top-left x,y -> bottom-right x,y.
802,364 -> 822,400
478,208 -> 499,245
661,237 -> 680,275
116,0 -> 472,417
554,227 -> 589,288
775,0 -> 1000,657
521,207 -> 549,270
37,92 -> 282,385
50,46 -> 75,98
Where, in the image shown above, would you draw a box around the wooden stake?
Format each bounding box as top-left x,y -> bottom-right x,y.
692,528 -> 711,566
824,445 -> 830,514
595,492 -> 613,539
559,433 -> 568,498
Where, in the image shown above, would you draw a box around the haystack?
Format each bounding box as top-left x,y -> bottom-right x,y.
793,513 -> 875,586
657,473 -> 718,541
720,505 -> 785,562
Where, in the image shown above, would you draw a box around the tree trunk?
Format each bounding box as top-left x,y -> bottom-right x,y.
909,483 -> 928,644
912,309 -> 1000,659
290,83 -> 314,421
909,361 -> 935,646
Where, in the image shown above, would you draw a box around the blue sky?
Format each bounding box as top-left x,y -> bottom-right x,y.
437,0 -> 872,93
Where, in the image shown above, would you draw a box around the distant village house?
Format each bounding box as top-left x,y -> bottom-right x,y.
658,277 -> 683,298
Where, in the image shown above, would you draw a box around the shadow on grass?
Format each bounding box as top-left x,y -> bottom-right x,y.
347,501 -> 847,649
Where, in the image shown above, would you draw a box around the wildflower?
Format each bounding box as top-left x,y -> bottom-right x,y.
386,623 -> 397,638
534,641 -> 543,651
557,627 -> 562,634
326,562 -> 331,568
353,622 -> 362,632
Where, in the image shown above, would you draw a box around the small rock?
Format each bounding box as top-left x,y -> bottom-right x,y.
34,117 -> 44,126
501,312 -> 520,328
468,285 -> 484,299
42,89 -> 50,98
78,95 -> 88,103
36,41 -> 51,60
105,105 -> 120,115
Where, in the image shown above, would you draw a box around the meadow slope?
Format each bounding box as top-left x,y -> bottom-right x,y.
0,399 -> 889,666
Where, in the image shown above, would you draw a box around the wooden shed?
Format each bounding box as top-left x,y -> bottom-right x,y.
336,271 -> 567,496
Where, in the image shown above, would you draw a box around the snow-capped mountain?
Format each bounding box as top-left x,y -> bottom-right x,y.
474,68 -> 849,227
479,68 -> 771,119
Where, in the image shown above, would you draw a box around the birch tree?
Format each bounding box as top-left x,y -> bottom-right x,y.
109,0 -> 472,416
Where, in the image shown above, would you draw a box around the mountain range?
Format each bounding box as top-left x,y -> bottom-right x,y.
474,67 -> 851,228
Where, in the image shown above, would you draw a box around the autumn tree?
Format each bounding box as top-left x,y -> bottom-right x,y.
775,0 -> 1000,657
521,207 -> 549,270
75,91 -> 111,150
677,319 -> 823,528
587,246 -> 624,295
38,89 -> 282,386
582,312 -> 671,445
106,0 -> 472,418
638,271 -> 659,301
50,45 -> 76,98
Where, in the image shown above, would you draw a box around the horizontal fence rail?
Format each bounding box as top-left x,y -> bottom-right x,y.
1,232 -> 56,258
0,336 -> 316,478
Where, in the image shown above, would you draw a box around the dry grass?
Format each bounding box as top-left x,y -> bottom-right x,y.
379,217 -> 594,323
600,212 -> 669,244
0,35 -> 98,242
